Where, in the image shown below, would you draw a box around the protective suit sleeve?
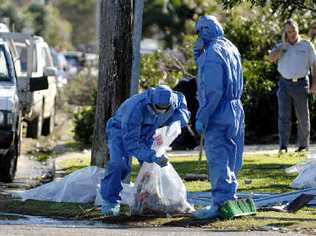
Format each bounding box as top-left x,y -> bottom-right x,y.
196,60 -> 224,127
166,92 -> 190,128
121,108 -> 155,162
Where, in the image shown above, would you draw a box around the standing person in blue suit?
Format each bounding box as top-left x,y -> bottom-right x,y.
192,15 -> 245,219
100,85 -> 190,216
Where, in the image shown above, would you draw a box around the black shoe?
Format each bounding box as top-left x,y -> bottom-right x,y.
295,146 -> 308,152
279,146 -> 288,153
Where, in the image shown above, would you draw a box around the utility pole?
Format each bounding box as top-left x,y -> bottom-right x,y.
131,0 -> 144,95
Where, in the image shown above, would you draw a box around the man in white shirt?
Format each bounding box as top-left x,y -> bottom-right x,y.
269,19 -> 316,153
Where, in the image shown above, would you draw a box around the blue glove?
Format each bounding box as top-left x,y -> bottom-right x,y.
193,38 -> 205,61
101,199 -> 120,217
195,120 -> 205,135
152,155 -> 169,168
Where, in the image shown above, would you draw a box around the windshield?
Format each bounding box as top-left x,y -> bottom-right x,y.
65,55 -> 81,67
0,45 -> 10,82
15,44 -> 37,73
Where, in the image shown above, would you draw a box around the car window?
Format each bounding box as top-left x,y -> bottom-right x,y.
0,46 -> 9,81
65,55 -> 81,67
16,44 -> 37,73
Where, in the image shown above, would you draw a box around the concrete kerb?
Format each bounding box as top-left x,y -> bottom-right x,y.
52,144 -> 316,167
168,144 -> 316,157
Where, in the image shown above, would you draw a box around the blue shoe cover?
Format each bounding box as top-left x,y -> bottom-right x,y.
193,204 -> 219,219
101,200 -> 120,217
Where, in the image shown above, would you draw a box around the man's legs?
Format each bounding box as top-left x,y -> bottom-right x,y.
277,80 -> 292,150
291,81 -> 310,149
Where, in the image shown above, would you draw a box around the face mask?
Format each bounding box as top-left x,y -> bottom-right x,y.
153,104 -> 170,114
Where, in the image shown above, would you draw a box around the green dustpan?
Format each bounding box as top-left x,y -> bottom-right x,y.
219,198 -> 257,220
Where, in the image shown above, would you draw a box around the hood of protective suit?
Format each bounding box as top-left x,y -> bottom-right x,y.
151,85 -> 172,107
195,15 -> 224,44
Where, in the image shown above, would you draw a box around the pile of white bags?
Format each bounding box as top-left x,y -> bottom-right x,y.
17,166 -> 105,203
285,154 -> 316,189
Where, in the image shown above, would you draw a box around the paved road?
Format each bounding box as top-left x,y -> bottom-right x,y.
0,224 -> 309,236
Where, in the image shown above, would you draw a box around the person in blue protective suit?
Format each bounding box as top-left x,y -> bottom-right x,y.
100,85 -> 190,216
192,15 -> 245,220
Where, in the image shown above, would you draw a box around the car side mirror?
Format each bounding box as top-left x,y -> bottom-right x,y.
29,76 -> 48,92
44,66 -> 57,76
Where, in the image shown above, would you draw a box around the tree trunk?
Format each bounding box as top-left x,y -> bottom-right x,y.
91,0 -> 133,167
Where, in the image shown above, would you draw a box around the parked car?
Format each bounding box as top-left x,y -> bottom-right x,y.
63,51 -> 85,78
14,35 -> 57,138
0,33 -> 48,182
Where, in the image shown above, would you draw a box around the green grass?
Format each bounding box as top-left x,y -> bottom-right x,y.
29,150 -> 54,163
4,151 -> 315,231
58,151 -> 307,193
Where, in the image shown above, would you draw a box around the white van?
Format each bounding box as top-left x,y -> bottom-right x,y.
14,35 -> 57,138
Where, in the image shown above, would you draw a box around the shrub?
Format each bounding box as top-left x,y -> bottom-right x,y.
242,57 -> 279,143
73,106 -> 95,145
62,71 -> 97,106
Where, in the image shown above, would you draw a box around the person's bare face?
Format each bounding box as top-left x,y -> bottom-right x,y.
285,24 -> 298,44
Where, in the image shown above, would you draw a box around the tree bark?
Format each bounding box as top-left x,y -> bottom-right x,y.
91,0 -> 133,167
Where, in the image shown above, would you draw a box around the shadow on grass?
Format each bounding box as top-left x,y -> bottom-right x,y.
162,217 -> 217,227
255,216 -> 316,222
98,213 -> 218,228
99,214 -> 167,225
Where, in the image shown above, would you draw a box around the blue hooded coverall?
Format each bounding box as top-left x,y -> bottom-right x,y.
100,85 -> 190,204
194,16 -> 245,207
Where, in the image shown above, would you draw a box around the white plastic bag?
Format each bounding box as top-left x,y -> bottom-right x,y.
131,121 -> 194,215
132,162 -> 194,215
94,183 -> 136,206
17,166 -> 104,203
285,154 -> 316,189
152,120 -> 181,157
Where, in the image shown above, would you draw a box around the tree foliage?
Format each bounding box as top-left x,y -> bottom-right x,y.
23,3 -> 72,48
143,0 -> 218,47
54,0 -> 96,49
219,0 -> 316,18
0,2 -> 25,31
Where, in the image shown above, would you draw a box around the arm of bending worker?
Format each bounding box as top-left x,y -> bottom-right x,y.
121,108 -> 155,162
166,92 -> 190,128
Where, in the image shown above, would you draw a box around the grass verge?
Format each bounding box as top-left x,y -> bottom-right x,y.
1,151 -> 316,232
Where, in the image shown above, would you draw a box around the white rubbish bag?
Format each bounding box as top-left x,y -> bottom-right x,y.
131,121 -> 194,215
94,183 -> 136,206
17,166 -> 104,203
285,154 -> 316,189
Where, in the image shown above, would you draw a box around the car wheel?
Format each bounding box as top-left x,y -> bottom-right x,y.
42,106 -> 55,136
0,139 -> 18,183
26,114 -> 43,139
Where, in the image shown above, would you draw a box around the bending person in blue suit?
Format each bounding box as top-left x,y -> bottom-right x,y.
100,85 -> 190,216
193,15 -> 245,219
